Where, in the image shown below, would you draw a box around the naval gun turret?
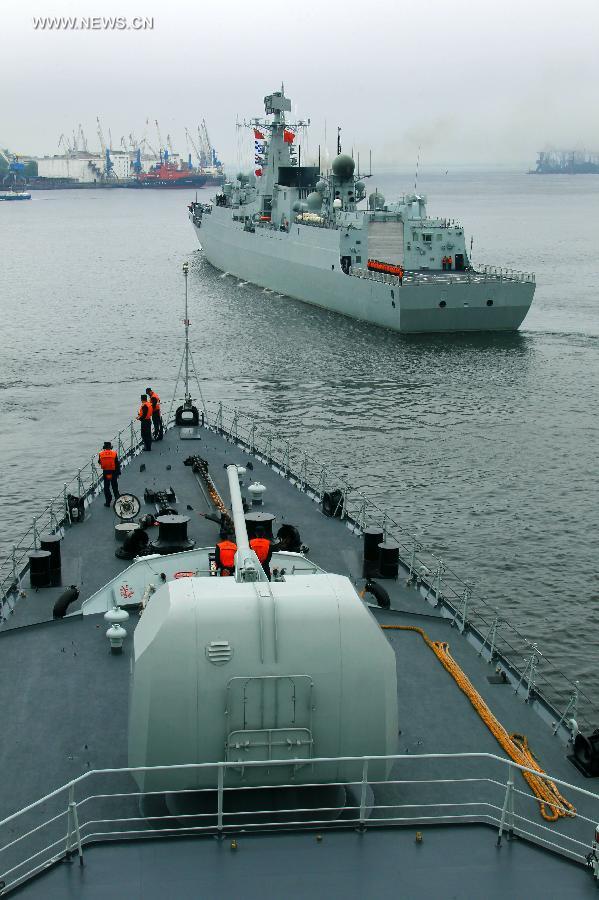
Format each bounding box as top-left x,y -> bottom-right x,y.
128,465 -> 398,795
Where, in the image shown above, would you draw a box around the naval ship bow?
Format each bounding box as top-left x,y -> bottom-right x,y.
0,267 -> 598,898
189,88 -> 535,333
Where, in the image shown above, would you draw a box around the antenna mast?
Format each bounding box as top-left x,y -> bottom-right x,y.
166,261 -> 205,429
183,260 -> 191,405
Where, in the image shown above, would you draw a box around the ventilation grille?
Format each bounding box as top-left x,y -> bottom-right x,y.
206,640 -> 233,665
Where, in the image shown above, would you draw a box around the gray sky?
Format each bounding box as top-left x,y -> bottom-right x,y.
3,0 -> 599,167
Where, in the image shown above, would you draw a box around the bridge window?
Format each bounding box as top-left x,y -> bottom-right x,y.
355,255 -> 361,263
423,234 -> 432,243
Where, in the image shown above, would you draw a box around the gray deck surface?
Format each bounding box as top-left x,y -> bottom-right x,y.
11,828 -> 598,899
1,424 -> 598,895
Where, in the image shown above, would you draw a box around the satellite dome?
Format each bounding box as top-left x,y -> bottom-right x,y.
315,179 -> 327,193
368,191 -> 385,210
332,154 -> 355,181
306,191 -> 323,211
292,200 -> 302,212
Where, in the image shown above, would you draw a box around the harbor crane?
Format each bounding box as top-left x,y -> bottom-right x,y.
185,127 -> 202,166
78,124 -> 88,153
155,119 -> 166,161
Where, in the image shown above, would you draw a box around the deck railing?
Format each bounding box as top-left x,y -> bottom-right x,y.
0,751 -> 598,894
350,266 -> 535,286
0,419 -> 145,623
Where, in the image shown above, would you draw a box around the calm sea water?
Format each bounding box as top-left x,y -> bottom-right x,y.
1,170 -> 598,717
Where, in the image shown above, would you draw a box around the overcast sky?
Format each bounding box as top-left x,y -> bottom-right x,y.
3,0 -> 599,168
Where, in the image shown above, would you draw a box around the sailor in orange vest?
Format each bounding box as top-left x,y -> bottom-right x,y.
146,387 -> 163,441
98,441 -> 121,507
250,527 -> 273,580
215,535 -> 237,577
447,255 -> 453,271
137,394 -> 153,451
442,255 -> 447,271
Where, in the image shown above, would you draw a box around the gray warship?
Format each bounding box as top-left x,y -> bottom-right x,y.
1,267 -> 599,898
189,89 -> 535,334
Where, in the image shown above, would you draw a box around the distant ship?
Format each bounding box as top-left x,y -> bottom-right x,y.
530,150 -> 599,174
131,159 -> 208,189
189,89 -> 535,334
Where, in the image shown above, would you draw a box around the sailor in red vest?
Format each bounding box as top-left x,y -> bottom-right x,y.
137,394 -> 153,451
98,441 -> 121,507
215,535 -> 237,576
250,527 -> 273,580
146,387 -> 163,441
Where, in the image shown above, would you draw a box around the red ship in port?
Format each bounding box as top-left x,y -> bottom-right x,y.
132,159 -> 208,188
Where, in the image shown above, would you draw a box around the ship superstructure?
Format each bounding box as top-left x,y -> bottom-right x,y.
189,89 -> 535,334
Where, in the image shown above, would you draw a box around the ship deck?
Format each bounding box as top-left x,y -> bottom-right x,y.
1,423 -> 598,897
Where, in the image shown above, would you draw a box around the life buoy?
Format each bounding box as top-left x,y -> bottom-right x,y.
174,571 -> 195,579
360,579 -> 391,609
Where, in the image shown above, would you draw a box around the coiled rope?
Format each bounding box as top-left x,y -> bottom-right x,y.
381,624 -> 575,822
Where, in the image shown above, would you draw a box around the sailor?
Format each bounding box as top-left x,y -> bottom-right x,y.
98,441 -> 121,507
146,387 -> 163,441
442,255 -> 447,271
215,535 -> 237,577
250,526 -> 273,580
137,394 -> 153,451
447,255 -> 453,271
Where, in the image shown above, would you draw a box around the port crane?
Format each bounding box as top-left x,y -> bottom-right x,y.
0,147 -> 26,187
185,127 -> 202,169
96,117 -> 114,177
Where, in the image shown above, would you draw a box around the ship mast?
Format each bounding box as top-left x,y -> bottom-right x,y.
183,260 -> 191,406
166,261 -> 204,428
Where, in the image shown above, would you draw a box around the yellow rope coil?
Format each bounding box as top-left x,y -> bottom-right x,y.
381,624 -> 575,822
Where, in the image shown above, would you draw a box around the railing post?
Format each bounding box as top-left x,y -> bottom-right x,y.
478,612 -> 501,661
434,561 -> 445,604
249,423 -> 256,454
77,469 -> 83,498
217,764 -> 224,833
358,759 -> 369,829
130,421 -> 135,454
64,483 -> 69,524
65,784 -> 84,865
515,643 -> 538,702
32,517 -> 38,551
12,545 -> 17,588
553,680 -> 579,737
497,763 -> 515,845
118,430 -> 125,460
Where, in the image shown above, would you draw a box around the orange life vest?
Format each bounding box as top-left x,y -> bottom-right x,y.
250,538 -> 271,563
138,401 -> 152,421
217,540 -> 237,570
98,449 -> 117,479
148,391 -> 161,413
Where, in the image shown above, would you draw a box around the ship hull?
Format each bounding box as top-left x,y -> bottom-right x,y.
192,209 -> 534,334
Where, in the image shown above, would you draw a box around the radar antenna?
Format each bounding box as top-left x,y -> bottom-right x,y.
166,261 -> 205,430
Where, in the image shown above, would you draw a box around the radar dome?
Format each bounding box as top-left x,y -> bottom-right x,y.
332,154 -> 355,181
368,191 -> 385,210
292,200 -> 302,213
306,191 -> 323,211
315,179 -> 327,194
